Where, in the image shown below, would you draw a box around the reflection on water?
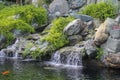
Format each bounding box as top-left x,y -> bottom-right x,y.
0,58 -> 120,80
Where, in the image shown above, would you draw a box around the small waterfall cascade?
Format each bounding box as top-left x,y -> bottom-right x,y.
50,47 -> 83,67
0,50 -> 5,57
0,38 -> 24,59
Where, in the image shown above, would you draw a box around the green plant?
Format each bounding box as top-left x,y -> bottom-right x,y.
0,2 -> 6,10
96,47 -> 104,59
81,2 -> 116,20
0,19 -> 34,48
0,5 -> 47,26
23,43 -> 44,58
42,17 -> 74,51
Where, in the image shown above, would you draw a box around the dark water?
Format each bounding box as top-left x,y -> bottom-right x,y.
0,58 -> 120,80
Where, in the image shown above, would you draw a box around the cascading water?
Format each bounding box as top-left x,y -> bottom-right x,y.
0,50 -> 5,57
49,47 -> 84,67
0,38 -> 23,59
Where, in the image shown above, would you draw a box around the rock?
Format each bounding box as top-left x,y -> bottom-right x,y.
49,0 -> 69,15
13,29 -> 28,37
63,19 -> 87,36
115,15 -> 120,23
94,18 -> 117,45
26,34 -> 40,41
84,39 -> 97,58
94,23 -> 109,45
68,0 -> 86,9
110,29 -> 120,39
107,37 -> 120,53
70,13 -> 93,22
0,35 -> 6,49
93,19 -> 102,28
68,35 -> 83,46
103,53 -> 120,68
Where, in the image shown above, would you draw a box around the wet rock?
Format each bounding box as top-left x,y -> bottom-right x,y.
49,0 -> 69,15
84,39 -> 97,58
68,35 -> 83,46
63,19 -> 87,36
68,0 -> 86,9
51,46 -> 85,65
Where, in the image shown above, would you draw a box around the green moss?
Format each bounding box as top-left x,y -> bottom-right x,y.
81,2 -> 116,20
42,17 -> 74,51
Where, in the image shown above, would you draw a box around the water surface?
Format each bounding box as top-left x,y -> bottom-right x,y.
0,58 -> 120,80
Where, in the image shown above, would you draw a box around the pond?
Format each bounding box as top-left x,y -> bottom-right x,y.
0,58 -> 120,80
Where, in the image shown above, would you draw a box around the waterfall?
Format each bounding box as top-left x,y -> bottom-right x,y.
0,38 -> 23,59
49,47 -> 83,67
0,50 -> 5,57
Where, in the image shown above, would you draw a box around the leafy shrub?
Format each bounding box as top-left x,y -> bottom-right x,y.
81,2 -> 116,20
0,2 -> 6,10
0,5 -> 47,26
0,19 -> 34,48
42,17 -> 74,51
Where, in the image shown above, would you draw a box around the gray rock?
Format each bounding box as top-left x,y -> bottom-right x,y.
0,35 -> 6,49
115,15 -> 120,23
49,0 -> 69,15
27,34 -> 40,40
107,37 -> 120,53
68,0 -> 86,9
0,35 -> 6,45
70,13 -> 93,22
13,30 -> 28,37
84,39 -> 97,58
110,29 -> 120,39
63,19 -> 86,36
105,18 -> 117,34
68,35 -> 83,46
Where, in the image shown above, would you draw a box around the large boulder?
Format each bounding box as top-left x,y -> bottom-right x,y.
94,18 -> 117,45
68,0 -> 86,9
49,0 -> 69,15
63,19 -> 87,36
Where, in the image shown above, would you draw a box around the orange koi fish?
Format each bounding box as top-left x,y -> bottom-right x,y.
1,70 -> 10,75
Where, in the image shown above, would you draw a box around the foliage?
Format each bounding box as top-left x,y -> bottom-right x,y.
0,5 -> 47,48
0,2 -> 6,10
23,42 -> 44,58
0,19 -> 34,48
0,5 -> 47,26
81,2 -> 116,20
42,17 -> 74,51
96,47 -> 104,59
